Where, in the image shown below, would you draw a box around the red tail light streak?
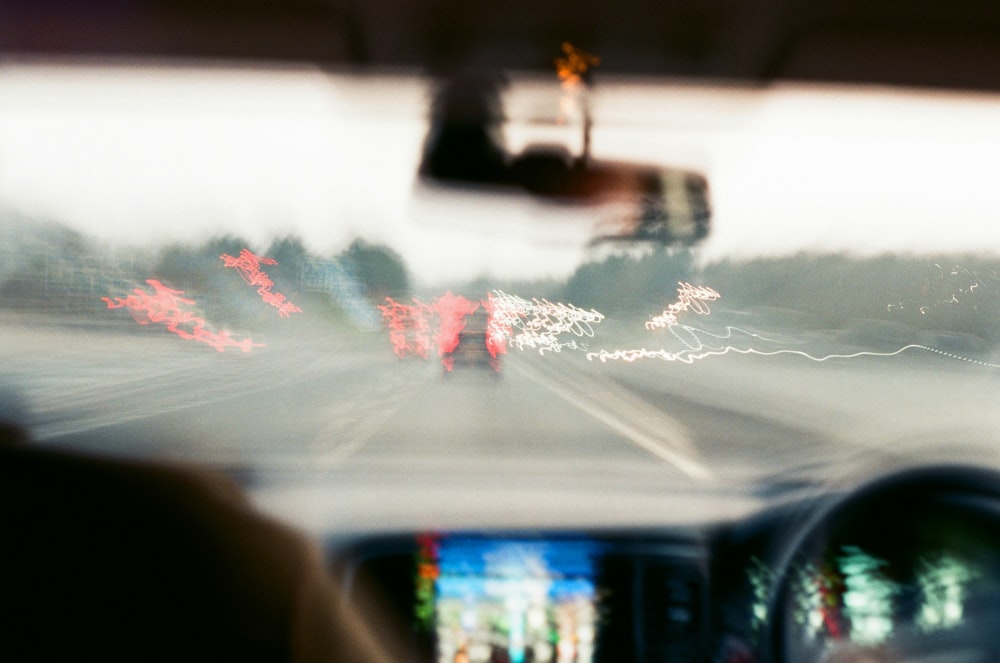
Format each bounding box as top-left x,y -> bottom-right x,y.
102,279 -> 261,352
378,291 -> 605,367
378,293 -> 484,367
432,292 -> 480,357
220,248 -> 301,317
378,298 -> 434,359
433,292 -> 482,372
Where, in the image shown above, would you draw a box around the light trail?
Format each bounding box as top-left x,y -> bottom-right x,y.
220,248 -> 301,317
432,292 -> 481,372
488,290 -> 605,354
587,343 -> 1000,368
645,281 -> 787,356
102,279 -> 261,352
378,292 -> 486,368
377,297 -> 434,359
378,291 -> 604,364
645,282 -> 720,330
594,279 -> 1000,368
665,323 -> 790,353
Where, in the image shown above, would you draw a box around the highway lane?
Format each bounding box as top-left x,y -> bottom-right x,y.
5,323 -> 813,483
11,332 -> 713,483
4,319 -> 1000,532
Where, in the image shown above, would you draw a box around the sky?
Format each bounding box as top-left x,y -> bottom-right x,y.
2,58 -> 1000,285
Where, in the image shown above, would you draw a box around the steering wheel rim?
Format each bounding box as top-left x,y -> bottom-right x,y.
761,464 -> 1000,663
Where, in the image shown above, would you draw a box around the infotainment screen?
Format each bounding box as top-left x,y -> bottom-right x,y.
415,535 -> 605,663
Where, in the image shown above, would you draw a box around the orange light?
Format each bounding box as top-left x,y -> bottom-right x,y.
555,42 -> 600,88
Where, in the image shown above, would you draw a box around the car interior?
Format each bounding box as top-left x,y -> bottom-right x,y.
3,1 -> 1000,662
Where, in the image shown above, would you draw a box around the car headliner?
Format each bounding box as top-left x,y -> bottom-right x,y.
5,0 -> 1000,93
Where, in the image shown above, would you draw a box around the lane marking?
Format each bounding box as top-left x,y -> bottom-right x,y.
512,358 -> 713,481
314,364 -> 436,468
28,351 -> 366,441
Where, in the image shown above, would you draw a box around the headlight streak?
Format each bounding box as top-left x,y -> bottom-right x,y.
588,280 -> 1000,368
588,281 -> 740,364
645,282 -> 720,330
665,320 -> 793,355
487,290 -> 605,355
220,248 -> 302,317
480,294 -> 509,361
102,279 -> 261,352
587,343 -> 1000,368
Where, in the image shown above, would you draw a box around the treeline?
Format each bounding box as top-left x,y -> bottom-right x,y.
702,253 -> 1000,343
553,249 -> 1000,343
4,212 -> 998,344
151,235 -> 410,327
561,247 -> 695,314
0,216 -> 410,330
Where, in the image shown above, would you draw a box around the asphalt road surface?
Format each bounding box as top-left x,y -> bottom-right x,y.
4,316 -> 1000,534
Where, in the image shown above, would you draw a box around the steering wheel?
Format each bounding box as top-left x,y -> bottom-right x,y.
762,465 -> 1000,663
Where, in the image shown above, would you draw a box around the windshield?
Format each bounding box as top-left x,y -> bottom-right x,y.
2,57 -> 999,533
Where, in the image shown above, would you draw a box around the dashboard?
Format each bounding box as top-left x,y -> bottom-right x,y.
337,530 -> 711,662
330,466 -> 1000,663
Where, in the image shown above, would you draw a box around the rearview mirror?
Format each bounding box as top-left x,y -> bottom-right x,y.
418,67 -> 712,247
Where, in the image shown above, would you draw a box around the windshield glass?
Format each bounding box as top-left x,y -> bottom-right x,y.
3,58 -> 999,532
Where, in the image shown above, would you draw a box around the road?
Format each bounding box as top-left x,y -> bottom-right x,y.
3,317 -> 1000,534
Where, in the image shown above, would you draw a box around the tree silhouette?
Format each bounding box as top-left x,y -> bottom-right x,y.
339,239 -> 410,300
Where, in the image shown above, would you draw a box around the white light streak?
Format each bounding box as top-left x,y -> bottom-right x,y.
588,343 -> 1000,368
646,282 -> 720,330
594,279 -> 1000,368
489,291 -> 605,354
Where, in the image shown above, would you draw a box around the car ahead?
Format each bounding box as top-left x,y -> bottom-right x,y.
3,2 -> 1000,663
442,309 -> 502,375
443,328 -> 497,373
